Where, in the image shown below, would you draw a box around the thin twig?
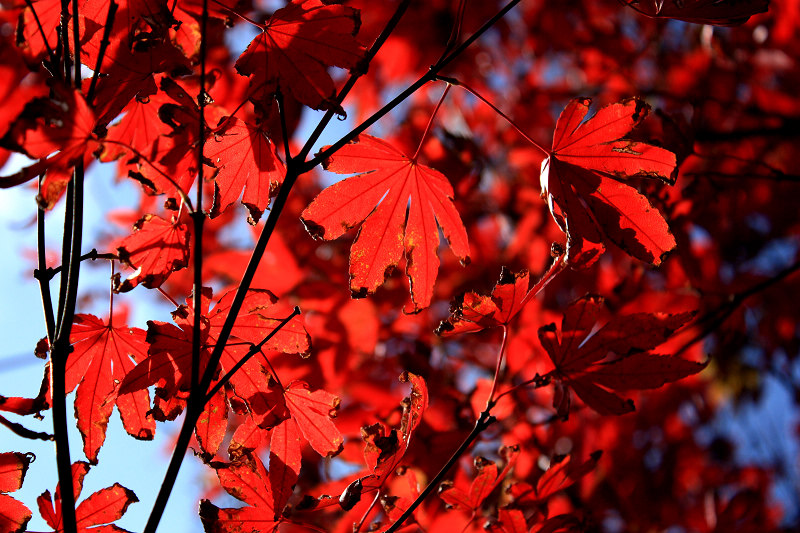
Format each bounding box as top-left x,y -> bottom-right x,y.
306,0 -> 525,171
296,0 -> 412,163
383,412 -> 497,533
34,248 -> 116,281
86,1 -> 118,105
204,307 -> 300,402
37,178 -> 56,341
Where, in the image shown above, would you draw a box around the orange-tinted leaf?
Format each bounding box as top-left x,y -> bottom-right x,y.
115,214 -> 191,292
68,314 -> 155,463
302,134 -> 469,311
540,98 -> 676,268
207,118 -> 286,222
235,0 -> 365,110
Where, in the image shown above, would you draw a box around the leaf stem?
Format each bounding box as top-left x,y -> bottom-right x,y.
442,76 -> 550,156
276,90 -> 292,162
411,83 -> 451,162
485,325 -> 509,409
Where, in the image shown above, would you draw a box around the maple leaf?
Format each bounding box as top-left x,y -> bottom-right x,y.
509,452 -> 602,505
301,134 -> 470,311
624,0 -> 770,25
436,262 -> 563,337
439,445 -> 519,512
283,380 -> 343,457
67,313 -> 155,463
540,98 -> 677,268
269,416 -> 302,513
339,372 -> 428,510
119,288 -> 309,396
0,89 -> 99,207
206,117 -> 286,223
235,0 -> 365,111
538,296 -> 706,416
35,462 -> 138,532
0,452 -> 33,533
200,455 -> 281,533
0,363 -> 51,417
114,213 -> 191,293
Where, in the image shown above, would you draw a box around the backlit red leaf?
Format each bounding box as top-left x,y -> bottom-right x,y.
283,381 -> 342,457
234,0 -> 365,110
200,456 -> 281,533
538,297 -> 704,416
540,98 -> 677,268
67,314 -> 155,463
206,117 -> 286,222
301,134 -> 470,311
269,417 -> 302,513
115,213 -> 191,292
35,462 -> 137,532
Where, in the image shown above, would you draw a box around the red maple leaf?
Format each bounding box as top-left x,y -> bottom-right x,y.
115,213 -> 191,293
436,262 -> 563,337
200,455 -> 281,533
1,89 -> 99,205
0,452 -> 33,533
206,117 -> 286,222
439,446 -> 519,513
339,372 -> 428,510
118,288 -> 310,455
301,134 -> 470,312
538,296 -> 706,416
540,98 -> 677,268
35,462 -> 138,532
66,313 -> 155,463
119,288 -> 309,394
235,0 -> 365,111
509,451 -> 602,505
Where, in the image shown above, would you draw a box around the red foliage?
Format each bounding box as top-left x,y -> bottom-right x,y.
1,0 -> 797,532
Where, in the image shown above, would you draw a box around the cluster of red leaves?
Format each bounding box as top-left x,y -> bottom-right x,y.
1,0 -> 797,532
